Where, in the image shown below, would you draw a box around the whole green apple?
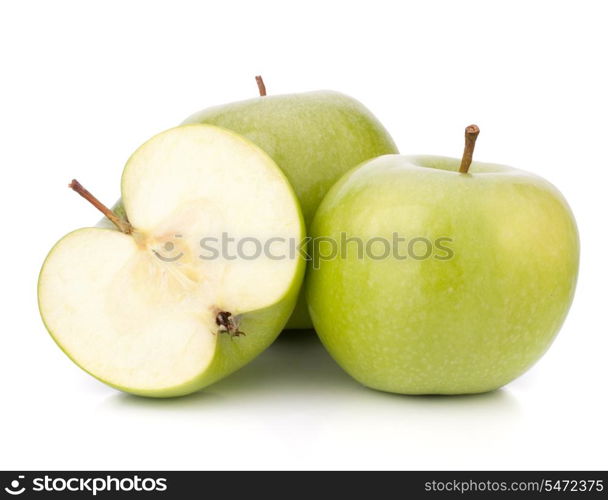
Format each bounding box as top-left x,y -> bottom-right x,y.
182,77 -> 398,328
307,126 -> 579,394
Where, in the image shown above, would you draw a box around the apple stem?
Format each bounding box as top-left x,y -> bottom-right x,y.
68,179 -> 133,234
458,124 -> 480,174
255,75 -> 267,97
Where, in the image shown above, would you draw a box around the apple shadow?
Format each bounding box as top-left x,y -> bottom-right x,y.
104,330 -> 354,408
105,330 -> 522,424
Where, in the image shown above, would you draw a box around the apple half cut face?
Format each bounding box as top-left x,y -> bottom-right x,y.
38,125 -> 305,397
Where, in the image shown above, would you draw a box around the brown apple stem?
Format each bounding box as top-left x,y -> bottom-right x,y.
68,179 -> 133,234
458,124 -> 480,174
255,75 -> 267,97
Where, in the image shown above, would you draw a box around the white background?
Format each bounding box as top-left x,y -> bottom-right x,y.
1,0 -> 607,470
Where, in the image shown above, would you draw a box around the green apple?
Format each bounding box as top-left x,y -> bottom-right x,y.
38,125 -> 305,397
307,125 -> 579,394
182,77 -> 398,328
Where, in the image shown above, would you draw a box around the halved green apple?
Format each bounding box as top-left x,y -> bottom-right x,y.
38,125 -> 305,397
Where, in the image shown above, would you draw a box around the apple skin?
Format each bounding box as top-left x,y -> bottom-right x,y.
306,155 -> 579,395
182,91 -> 398,328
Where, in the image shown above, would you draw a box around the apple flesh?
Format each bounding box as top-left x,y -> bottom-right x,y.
38,125 -> 305,397
307,154 -> 579,394
183,88 -> 398,328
